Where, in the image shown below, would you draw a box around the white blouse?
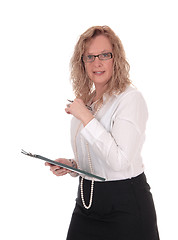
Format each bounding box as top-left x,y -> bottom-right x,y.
70,86 -> 148,181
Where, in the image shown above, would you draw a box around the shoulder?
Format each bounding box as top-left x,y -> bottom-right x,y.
115,85 -> 143,99
113,85 -> 148,119
113,86 -> 147,107
111,86 -> 148,133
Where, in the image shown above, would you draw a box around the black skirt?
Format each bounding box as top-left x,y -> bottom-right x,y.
66,173 -> 160,240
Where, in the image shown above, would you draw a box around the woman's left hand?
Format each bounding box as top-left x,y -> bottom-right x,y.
65,98 -> 94,126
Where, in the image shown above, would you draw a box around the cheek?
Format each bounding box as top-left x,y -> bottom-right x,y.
107,62 -> 113,77
85,64 -> 92,77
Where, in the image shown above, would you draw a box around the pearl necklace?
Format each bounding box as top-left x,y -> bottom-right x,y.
74,103 -> 103,209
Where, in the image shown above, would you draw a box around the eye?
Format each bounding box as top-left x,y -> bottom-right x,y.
82,54 -> 95,62
99,52 -> 112,60
87,55 -> 94,60
101,53 -> 110,58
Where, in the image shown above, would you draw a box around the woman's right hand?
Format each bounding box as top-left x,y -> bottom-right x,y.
45,158 -> 72,176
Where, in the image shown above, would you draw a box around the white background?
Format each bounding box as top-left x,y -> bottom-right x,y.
0,0 -> 177,239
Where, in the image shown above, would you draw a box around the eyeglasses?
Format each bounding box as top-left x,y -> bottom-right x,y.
82,52 -> 113,63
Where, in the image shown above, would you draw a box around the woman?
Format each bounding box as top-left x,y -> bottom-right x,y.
45,26 -> 160,240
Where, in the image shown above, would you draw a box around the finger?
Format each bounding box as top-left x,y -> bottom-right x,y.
45,162 -> 54,167
52,168 -> 62,175
65,108 -> 71,114
55,168 -> 71,173
50,165 -> 61,172
53,168 -> 69,176
53,167 -> 71,174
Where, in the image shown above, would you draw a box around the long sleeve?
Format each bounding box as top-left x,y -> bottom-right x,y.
80,90 -> 148,172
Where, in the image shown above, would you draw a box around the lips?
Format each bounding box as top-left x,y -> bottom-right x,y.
93,71 -> 105,75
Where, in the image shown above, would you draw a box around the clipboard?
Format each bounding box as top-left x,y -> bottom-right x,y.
21,149 -> 105,181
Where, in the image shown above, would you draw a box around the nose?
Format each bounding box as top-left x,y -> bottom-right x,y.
93,57 -> 103,67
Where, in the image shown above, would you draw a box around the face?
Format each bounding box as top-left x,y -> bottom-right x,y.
84,35 -> 113,89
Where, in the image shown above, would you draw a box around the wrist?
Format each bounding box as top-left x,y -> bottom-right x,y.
68,159 -> 79,177
81,112 -> 94,126
68,159 -> 77,169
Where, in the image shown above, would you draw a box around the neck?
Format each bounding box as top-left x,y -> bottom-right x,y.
93,84 -> 108,102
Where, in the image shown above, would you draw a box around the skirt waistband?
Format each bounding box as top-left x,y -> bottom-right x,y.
79,172 -> 147,188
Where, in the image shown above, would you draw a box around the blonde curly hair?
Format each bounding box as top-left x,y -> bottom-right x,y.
70,26 -> 131,104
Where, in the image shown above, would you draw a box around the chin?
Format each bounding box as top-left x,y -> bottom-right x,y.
93,81 -> 109,88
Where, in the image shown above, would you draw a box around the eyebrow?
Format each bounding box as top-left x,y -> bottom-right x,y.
86,50 -> 111,55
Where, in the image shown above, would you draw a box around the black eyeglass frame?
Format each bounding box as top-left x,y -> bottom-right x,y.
82,52 -> 113,63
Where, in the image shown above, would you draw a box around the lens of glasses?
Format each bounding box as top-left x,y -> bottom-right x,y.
83,55 -> 95,62
99,52 -> 112,60
82,52 -> 112,63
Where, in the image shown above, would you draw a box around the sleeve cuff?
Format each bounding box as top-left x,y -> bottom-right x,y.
81,118 -> 106,145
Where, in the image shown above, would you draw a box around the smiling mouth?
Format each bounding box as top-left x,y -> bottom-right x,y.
93,71 -> 105,75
